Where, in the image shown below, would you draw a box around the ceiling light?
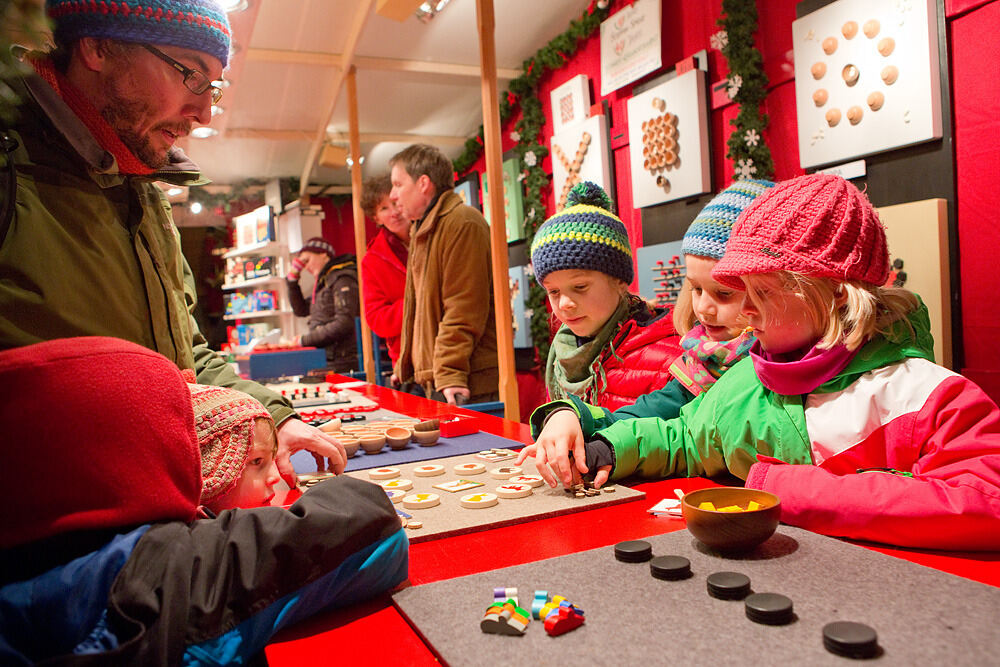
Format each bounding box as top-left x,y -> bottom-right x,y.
190,202 -> 203,214
220,0 -> 248,12
191,127 -> 219,139
211,105 -> 225,117
415,0 -> 451,23
167,187 -> 183,196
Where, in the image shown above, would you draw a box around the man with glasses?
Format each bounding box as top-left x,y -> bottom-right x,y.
0,0 -> 347,482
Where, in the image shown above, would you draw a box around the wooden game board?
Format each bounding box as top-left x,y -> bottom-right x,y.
393,525 -> 1000,665
343,453 -> 646,544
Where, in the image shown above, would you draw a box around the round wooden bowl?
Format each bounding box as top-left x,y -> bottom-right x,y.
338,437 -> 359,458
411,428 -> 440,446
317,418 -> 342,434
359,434 -> 386,454
385,427 -> 412,450
681,488 -> 781,553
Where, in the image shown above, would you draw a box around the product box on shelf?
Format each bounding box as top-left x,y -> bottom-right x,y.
236,347 -> 327,381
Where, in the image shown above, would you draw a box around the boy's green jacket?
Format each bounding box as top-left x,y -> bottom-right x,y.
531,305 -> 934,481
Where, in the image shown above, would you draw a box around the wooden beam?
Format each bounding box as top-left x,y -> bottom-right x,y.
347,67 -> 377,384
475,0 -> 519,422
226,128 -> 468,146
246,48 -> 520,79
298,0 -> 374,198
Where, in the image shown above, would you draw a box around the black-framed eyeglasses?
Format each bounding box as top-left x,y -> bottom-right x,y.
141,44 -> 223,105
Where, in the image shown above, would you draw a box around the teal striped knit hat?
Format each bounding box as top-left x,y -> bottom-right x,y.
531,182 -> 633,284
47,0 -> 231,67
682,179 -> 775,260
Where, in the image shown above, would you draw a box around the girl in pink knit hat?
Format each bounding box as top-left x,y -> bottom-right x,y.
522,173 -> 1000,551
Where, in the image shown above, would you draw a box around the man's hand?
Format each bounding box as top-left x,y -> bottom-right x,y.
441,386 -> 470,405
514,409 -> 587,488
275,418 -> 347,488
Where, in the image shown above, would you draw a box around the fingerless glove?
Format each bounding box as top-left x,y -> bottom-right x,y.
286,256 -> 306,281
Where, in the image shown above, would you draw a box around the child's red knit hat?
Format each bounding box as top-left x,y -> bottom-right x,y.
1,337 -> 201,550
187,380 -> 272,504
712,174 -> 889,290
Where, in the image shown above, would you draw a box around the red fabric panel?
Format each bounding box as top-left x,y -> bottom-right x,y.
950,0 -> 1000,392
946,0 -> 995,16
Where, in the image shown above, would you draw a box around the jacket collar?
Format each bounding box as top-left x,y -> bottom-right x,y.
414,191 -> 462,238
16,48 -> 207,187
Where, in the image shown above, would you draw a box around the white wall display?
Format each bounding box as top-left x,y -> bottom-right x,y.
600,0 -> 662,96
549,74 -> 591,134
626,69 -> 711,208
792,0 -> 942,169
550,113 -> 612,211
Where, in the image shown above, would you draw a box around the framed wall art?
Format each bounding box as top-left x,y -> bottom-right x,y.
792,0 -> 942,169
453,171 -> 481,212
550,113 -> 612,211
549,74 -> 591,134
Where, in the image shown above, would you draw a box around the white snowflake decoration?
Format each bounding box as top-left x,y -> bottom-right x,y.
517,172 -> 526,182
735,158 -> 757,180
510,131 -> 521,142
525,263 -> 535,277
710,30 -> 728,51
523,151 -> 537,167
727,74 -> 743,99
527,208 -> 536,220
524,308 -> 534,318
744,129 -> 760,147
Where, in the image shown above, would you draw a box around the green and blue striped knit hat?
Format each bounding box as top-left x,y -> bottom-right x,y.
47,0 -> 231,68
531,182 -> 633,284
682,179 -> 775,260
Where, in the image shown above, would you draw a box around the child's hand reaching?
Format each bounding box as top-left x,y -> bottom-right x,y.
515,409 -> 587,488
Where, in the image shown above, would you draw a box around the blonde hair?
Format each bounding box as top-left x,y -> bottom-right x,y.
671,282 -> 697,335
742,272 -> 919,351
254,417 -> 279,457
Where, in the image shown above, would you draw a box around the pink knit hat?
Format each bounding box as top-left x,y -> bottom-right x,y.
187,380 -> 272,504
712,174 -> 889,290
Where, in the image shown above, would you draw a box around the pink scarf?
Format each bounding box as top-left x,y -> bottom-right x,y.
750,340 -> 857,395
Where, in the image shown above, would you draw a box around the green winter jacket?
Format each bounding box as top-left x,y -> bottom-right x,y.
545,304 -> 934,482
0,59 -> 295,425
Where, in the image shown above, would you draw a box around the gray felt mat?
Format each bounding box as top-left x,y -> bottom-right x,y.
345,452 -> 645,543
392,525 -> 1000,665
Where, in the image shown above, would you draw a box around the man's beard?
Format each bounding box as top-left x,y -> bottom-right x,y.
100,82 -> 189,169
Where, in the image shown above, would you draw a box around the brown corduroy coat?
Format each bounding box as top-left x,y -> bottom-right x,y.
394,191 -> 498,397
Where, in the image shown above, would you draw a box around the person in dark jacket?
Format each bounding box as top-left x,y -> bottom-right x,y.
0,337 -> 408,665
287,237 -> 361,373
0,0 -> 347,487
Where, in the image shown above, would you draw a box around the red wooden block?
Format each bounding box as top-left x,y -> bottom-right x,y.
544,607 -> 585,636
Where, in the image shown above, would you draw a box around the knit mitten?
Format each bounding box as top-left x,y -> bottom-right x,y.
286,257 -> 306,281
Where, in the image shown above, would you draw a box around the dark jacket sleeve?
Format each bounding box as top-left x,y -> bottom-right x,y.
286,278 -> 311,317
301,274 -> 360,349
101,476 -> 408,666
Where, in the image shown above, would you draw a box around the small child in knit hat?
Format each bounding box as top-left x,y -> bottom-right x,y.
524,174 -> 1000,552
520,180 -> 773,482
186,376 -> 281,513
530,181 -> 682,411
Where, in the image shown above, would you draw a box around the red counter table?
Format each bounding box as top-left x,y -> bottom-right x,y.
266,378 -> 1000,665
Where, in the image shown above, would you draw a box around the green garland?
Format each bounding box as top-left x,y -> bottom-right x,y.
717,0 -> 774,181
453,1 -> 610,364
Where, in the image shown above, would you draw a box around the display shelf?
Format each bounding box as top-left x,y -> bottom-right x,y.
223,241 -> 283,259
224,309 -> 290,321
222,276 -> 283,291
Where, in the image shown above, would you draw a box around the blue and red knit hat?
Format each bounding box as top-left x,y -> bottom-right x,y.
531,181 -> 633,285
46,0 -> 232,68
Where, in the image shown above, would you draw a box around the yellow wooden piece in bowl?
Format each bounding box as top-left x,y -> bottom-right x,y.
699,501 -> 717,511
747,501 -> 761,511
718,505 -> 743,512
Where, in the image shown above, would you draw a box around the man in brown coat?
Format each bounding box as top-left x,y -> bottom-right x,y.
389,144 -> 499,404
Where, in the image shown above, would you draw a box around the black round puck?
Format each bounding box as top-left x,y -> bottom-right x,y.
823,621 -> 879,659
614,540 -> 653,563
650,555 -> 691,580
706,571 -> 751,600
744,592 -> 794,625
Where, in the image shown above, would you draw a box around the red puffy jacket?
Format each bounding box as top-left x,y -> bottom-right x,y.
361,227 -> 407,364
586,302 -> 683,410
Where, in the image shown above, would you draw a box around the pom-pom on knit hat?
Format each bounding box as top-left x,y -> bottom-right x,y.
46,0 -> 232,68
295,236 -> 336,257
682,179 -> 775,260
187,380 -> 272,504
712,174 -> 890,290
531,181 -> 633,285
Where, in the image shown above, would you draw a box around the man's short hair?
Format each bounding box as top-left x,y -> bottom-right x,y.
361,175 -> 392,219
390,144 -> 454,195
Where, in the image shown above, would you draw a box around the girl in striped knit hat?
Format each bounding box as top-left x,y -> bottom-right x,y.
530,182 -> 682,412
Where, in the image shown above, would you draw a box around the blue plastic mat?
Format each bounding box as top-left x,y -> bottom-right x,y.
291,428 -> 524,473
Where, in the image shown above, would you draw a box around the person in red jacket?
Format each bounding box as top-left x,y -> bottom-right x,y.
531,182 -> 682,410
360,175 -> 409,367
